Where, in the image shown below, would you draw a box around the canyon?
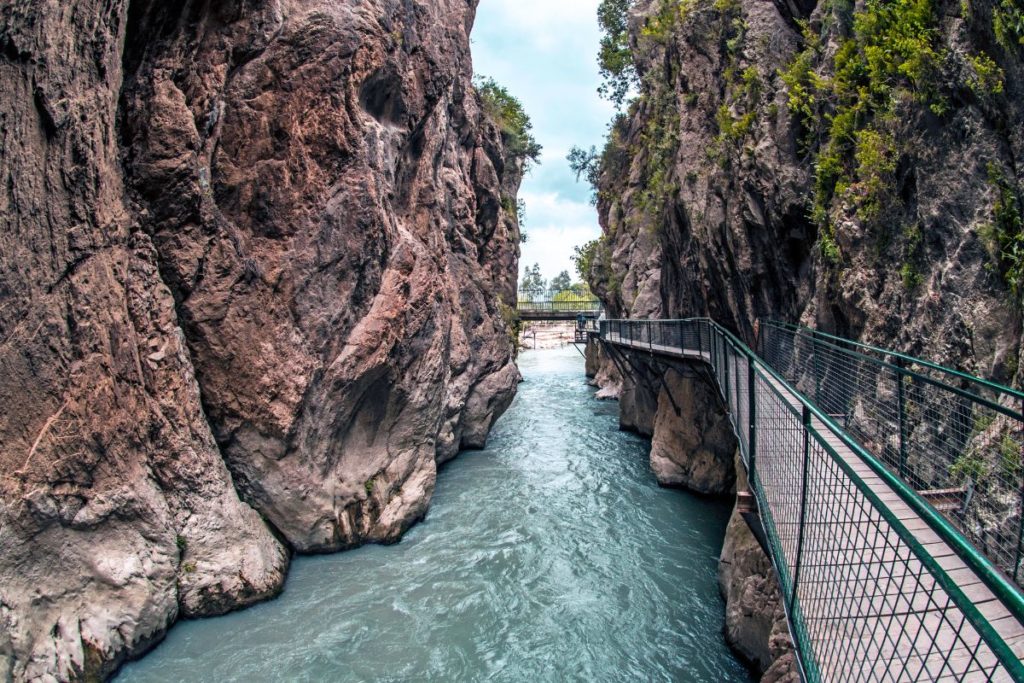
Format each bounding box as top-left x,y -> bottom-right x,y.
2,0 -> 1023,679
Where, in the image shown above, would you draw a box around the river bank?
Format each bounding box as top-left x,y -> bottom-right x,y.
519,321 -> 579,350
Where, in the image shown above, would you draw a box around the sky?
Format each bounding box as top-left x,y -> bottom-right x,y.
470,0 -> 615,287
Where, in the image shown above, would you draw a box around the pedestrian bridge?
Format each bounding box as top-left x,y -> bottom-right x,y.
516,289 -> 600,321
595,319 -> 1024,682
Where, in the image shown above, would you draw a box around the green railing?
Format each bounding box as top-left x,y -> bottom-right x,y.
598,319 -> 1024,682
517,288 -> 600,315
759,320 -> 1024,588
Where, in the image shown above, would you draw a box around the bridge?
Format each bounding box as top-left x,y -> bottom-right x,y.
594,319 -> 1024,682
516,288 -> 600,321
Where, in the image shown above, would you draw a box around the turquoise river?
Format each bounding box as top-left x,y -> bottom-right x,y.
118,346 -> 753,682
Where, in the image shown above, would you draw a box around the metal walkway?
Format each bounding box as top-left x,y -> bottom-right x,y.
596,319 -> 1024,682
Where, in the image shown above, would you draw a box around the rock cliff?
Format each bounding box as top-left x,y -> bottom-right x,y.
585,0 -> 1023,367
0,0 -> 524,678
582,0 -> 1023,676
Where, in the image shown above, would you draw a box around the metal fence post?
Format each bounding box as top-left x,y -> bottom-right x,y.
813,335 -> 822,405
748,355 -> 757,473
790,404 -> 812,613
1015,421 -> 1024,582
1015,487 -> 1023,583
896,358 -> 908,479
712,328 -> 719,391
647,320 -> 653,351
724,340 -> 731,406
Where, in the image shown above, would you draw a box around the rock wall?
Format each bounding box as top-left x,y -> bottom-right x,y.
587,0 -> 1023,370
718,457 -> 798,682
583,0 -> 1024,676
650,370 -> 735,494
0,0 -> 523,679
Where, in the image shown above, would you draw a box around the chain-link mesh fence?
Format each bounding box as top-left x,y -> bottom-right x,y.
759,321 -> 1024,589
597,318 -> 1024,682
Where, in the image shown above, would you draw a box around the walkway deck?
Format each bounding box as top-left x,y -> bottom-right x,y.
601,326 -> 1024,682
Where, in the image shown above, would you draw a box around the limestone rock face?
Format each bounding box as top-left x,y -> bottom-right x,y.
0,0 -> 522,678
120,0 -> 523,554
588,0 -> 1023,370
718,460 -> 796,680
649,372 -> 735,494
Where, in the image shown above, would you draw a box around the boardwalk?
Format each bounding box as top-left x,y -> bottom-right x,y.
599,321 -> 1024,683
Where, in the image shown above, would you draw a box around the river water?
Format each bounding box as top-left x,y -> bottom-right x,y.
118,347 -> 752,682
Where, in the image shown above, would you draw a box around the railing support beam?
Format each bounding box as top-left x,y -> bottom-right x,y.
790,405 -> 812,614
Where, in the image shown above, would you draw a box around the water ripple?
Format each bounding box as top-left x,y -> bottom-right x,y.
118,347 -> 753,683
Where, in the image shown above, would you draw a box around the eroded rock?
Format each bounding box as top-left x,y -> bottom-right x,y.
650,371 -> 736,494
0,0 -> 523,678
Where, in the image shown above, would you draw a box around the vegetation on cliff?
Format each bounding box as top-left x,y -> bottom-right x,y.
578,0 -> 1024,314
778,0 -> 1020,271
475,76 -> 543,165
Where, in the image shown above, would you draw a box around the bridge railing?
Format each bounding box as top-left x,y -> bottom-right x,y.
759,320 -> 1024,589
599,319 -> 1024,682
517,288 -> 600,314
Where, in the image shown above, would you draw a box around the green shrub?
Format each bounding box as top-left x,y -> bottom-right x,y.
993,0 -> 1024,50
900,262 -> 924,289
475,76 -> 542,164
779,0 -> 949,257
981,163 -> 1024,301
966,52 -> 1005,95
950,452 -> 988,483
853,127 -> 898,223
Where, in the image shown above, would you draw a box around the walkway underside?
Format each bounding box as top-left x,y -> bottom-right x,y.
598,321 -> 1024,683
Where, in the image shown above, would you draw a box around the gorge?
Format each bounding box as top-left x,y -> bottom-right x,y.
2,0 -> 1024,680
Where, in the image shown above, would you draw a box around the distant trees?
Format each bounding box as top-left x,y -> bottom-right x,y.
519,263 -> 546,299
550,270 -> 573,293
519,265 -> 595,302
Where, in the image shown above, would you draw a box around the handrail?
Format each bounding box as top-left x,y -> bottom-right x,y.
764,319 -> 1024,403
597,318 -> 1024,681
712,319 -> 1024,622
764,321 -> 1023,421
761,319 -> 1024,586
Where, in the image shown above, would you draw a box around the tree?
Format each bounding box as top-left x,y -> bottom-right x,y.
597,0 -> 638,109
519,263 -> 546,300
568,146 -> 601,198
475,76 -> 543,165
550,270 -> 573,293
572,239 -> 603,282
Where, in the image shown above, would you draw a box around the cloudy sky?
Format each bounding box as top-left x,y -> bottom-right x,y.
471,0 -> 614,287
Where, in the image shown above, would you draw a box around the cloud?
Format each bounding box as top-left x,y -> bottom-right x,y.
474,0 -> 605,51
471,0 -> 610,286
518,191 -> 601,283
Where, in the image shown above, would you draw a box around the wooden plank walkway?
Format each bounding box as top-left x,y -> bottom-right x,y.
602,332 -> 1024,682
